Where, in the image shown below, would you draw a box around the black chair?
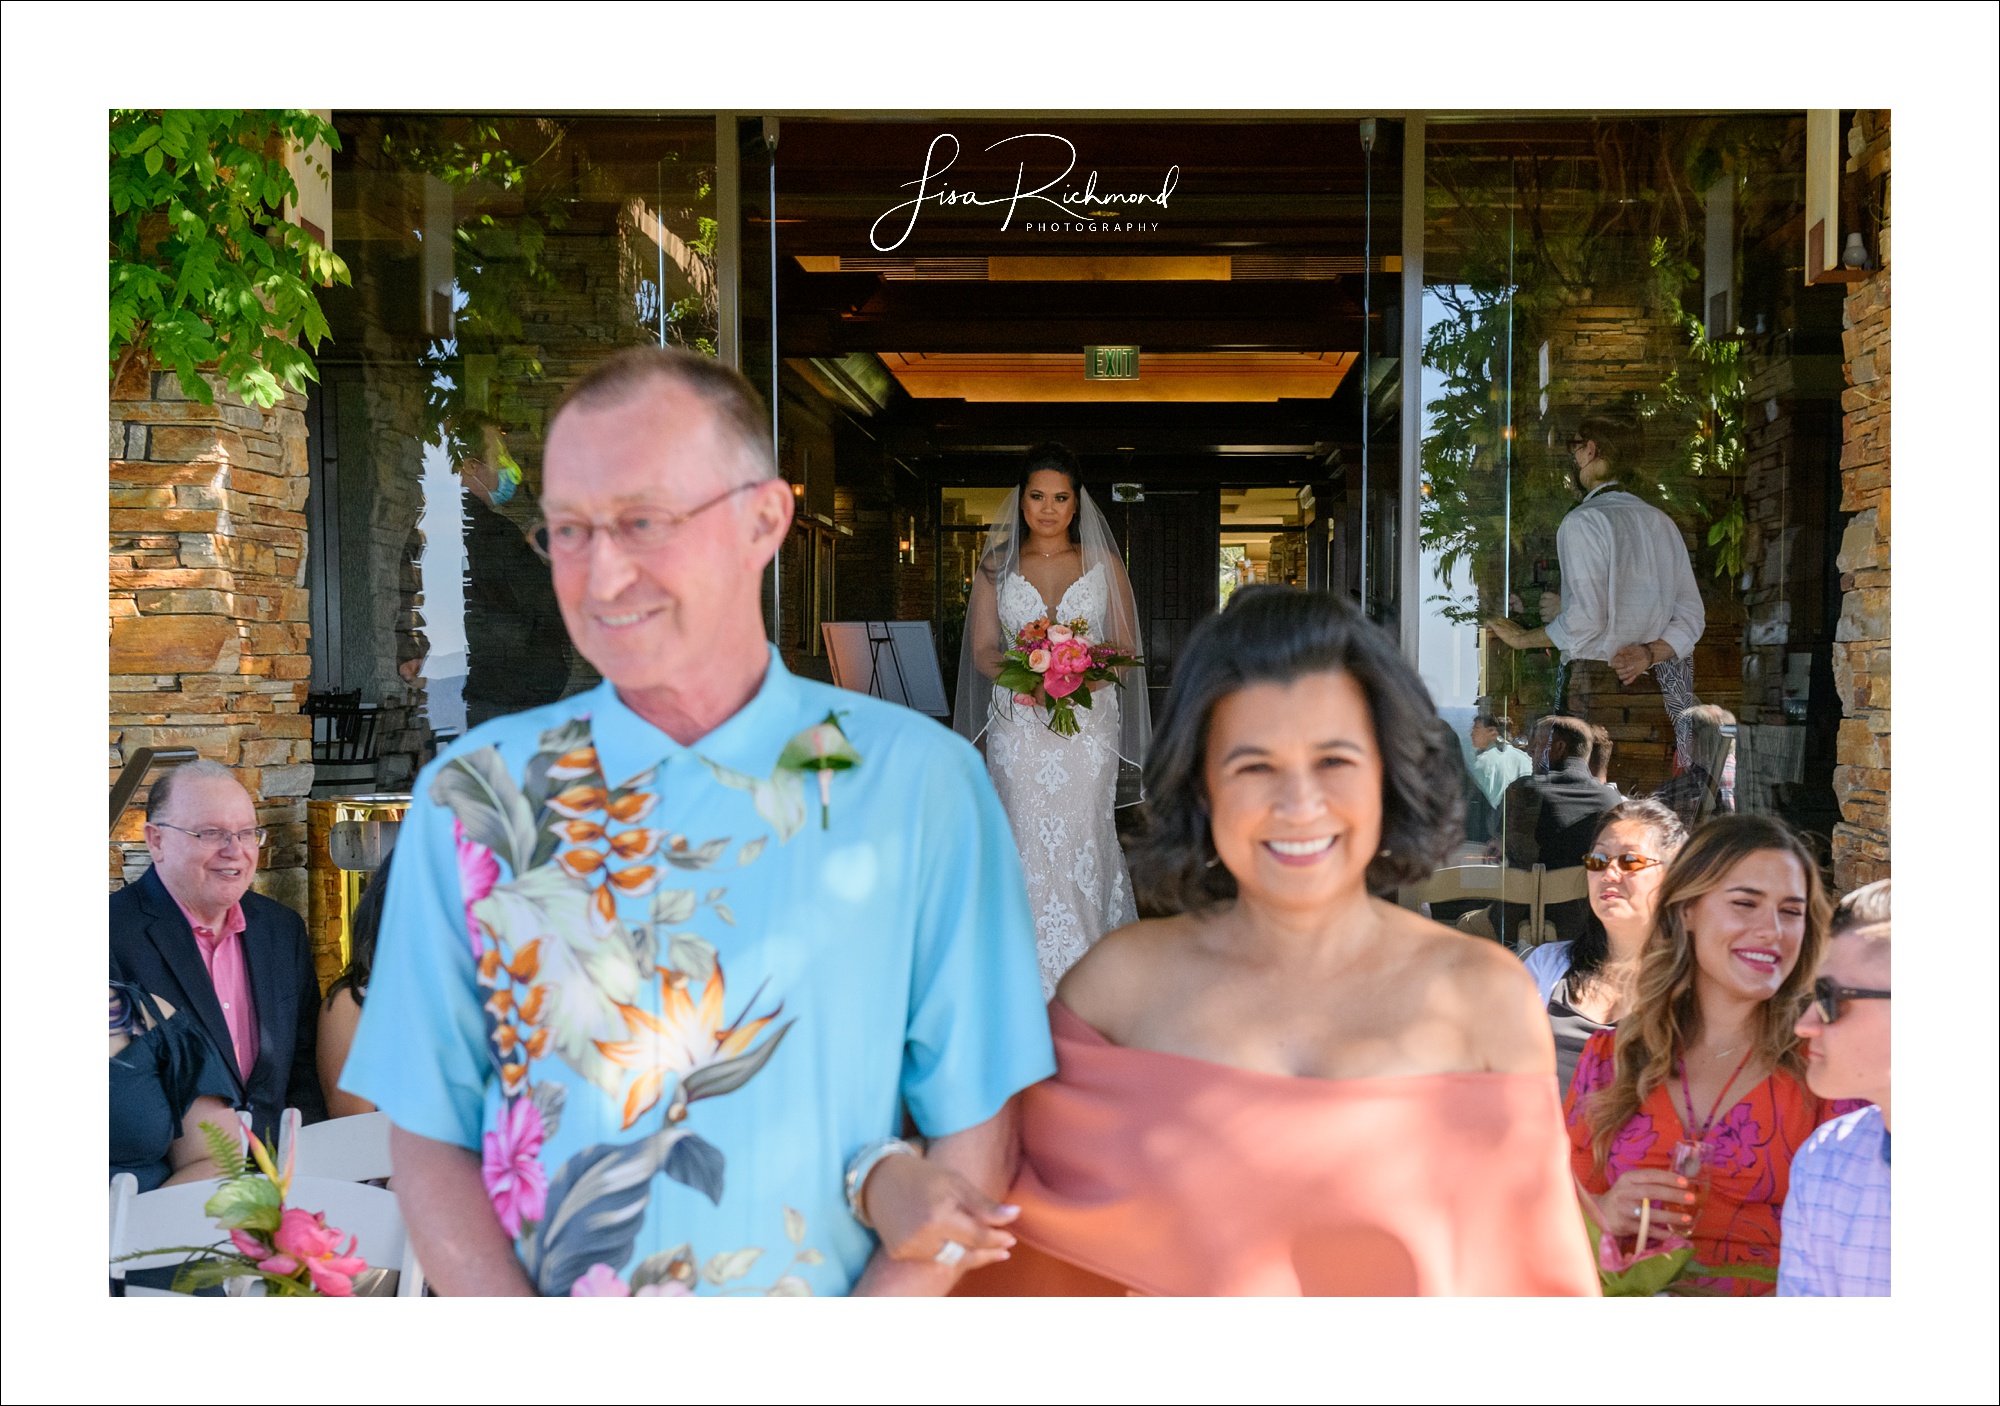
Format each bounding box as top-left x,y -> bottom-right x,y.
304,690 -> 381,794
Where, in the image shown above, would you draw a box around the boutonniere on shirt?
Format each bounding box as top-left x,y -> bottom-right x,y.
778,712 -> 863,831
700,712 -> 863,841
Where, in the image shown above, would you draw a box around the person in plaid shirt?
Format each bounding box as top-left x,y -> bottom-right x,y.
1780,881 -> 1891,1296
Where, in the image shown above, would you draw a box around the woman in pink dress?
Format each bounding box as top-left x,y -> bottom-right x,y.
860,587 -> 1598,1296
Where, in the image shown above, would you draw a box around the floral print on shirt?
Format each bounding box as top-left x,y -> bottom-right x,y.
436,716 -> 811,1295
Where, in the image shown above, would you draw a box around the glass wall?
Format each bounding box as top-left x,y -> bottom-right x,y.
936,485 -> 1015,702
1219,487 -> 1311,607
1413,116 -> 1849,938
309,115 -> 716,789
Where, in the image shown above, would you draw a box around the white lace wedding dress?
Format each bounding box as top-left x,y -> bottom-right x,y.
986,563 -> 1138,997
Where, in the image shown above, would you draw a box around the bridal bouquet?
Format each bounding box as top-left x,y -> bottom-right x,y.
993,615 -> 1142,738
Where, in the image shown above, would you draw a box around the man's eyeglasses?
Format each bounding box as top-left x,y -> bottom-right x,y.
1582,852 -> 1663,874
1808,976 -> 1891,1025
152,822 -> 268,849
530,482 -> 759,562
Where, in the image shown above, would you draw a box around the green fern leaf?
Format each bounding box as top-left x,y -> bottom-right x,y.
198,1119 -> 248,1179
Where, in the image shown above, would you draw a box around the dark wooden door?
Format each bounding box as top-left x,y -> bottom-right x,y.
1123,487 -> 1220,723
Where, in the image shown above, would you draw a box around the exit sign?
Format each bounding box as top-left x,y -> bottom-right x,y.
1085,345 -> 1139,379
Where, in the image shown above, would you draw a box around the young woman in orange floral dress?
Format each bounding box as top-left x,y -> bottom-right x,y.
1568,814 -> 1866,1294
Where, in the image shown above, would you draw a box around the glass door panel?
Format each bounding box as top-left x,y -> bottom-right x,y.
1414,116 -> 1847,946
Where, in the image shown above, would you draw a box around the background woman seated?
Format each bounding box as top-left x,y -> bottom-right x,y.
1523,798 -> 1688,1095
110,969 -> 236,1191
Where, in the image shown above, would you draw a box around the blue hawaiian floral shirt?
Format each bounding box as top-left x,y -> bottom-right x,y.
342,648 -> 1054,1296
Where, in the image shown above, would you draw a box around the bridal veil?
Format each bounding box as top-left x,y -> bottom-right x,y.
950,485 -> 1152,797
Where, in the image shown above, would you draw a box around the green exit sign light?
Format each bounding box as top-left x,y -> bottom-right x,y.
1085,345 -> 1139,380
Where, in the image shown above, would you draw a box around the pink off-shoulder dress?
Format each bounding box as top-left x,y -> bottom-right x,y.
957,1001 -> 1599,1297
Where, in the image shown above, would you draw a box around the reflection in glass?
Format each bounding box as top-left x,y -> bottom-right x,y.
1413,117 -> 1847,940
307,116 -> 717,787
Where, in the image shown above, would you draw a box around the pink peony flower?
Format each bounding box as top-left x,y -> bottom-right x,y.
570,1264 -> 631,1296
230,1228 -> 272,1260
1026,648 -> 1053,675
1013,692 -> 1038,707
481,1097 -> 549,1239
455,819 -> 501,957
1054,638 -> 1092,670
1044,670 -> 1083,700
1045,623 -> 1074,644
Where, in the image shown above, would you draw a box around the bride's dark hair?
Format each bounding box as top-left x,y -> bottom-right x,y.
1018,442 -> 1083,545
1128,586 -> 1463,914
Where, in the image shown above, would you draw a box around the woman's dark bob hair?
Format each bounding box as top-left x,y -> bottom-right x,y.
1129,586 -> 1464,913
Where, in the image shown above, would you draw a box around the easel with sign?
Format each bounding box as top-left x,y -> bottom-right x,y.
822,621 -> 951,719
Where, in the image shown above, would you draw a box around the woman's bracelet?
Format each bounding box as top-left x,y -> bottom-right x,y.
844,1136 -> 921,1228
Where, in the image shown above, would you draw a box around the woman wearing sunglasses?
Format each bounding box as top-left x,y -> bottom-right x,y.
1521,799 -> 1687,1095
1566,814 -> 1866,1294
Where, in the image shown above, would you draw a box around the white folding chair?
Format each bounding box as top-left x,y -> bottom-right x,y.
1536,865 -> 1590,944
111,1172 -> 425,1297
286,1111 -> 394,1183
1400,862 -> 1579,949
111,1172 -> 240,1295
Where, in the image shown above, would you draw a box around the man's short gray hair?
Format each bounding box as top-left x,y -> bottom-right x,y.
145,758 -> 246,822
552,346 -> 777,488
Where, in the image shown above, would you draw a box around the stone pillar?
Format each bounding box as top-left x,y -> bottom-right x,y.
109,357 -> 315,912
1830,111 -> 1891,892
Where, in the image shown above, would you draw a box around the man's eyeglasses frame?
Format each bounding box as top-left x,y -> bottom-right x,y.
151,822 -> 269,849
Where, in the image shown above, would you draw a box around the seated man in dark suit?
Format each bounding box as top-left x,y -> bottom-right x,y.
110,760 -> 327,1147
1495,714 -> 1623,948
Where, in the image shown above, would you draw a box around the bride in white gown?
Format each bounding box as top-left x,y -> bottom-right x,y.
953,445 -> 1151,996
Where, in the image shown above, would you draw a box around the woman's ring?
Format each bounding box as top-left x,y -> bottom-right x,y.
934,1240 -> 967,1267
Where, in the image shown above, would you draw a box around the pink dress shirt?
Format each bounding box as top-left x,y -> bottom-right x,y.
174,896 -> 258,1080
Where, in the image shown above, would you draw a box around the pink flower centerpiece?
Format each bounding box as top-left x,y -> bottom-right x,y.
120,1121 -> 373,1297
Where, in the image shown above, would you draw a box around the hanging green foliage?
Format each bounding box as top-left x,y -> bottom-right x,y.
109,110 -> 350,407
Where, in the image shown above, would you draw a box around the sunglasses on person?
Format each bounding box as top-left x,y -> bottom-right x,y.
1582,851 -> 1662,874
1808,976 -> 1891,1025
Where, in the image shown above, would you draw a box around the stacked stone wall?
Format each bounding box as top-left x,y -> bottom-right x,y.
109,359 -> 314,910
1831,111 -> 1891,890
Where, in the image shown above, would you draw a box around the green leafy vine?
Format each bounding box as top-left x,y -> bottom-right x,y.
109,109 -> 350,407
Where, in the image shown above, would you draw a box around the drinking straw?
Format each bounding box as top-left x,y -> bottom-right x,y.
1635,1197 -> 1653,1253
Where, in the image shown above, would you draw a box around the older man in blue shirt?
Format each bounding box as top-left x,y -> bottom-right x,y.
342,348 -> 1052,1296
